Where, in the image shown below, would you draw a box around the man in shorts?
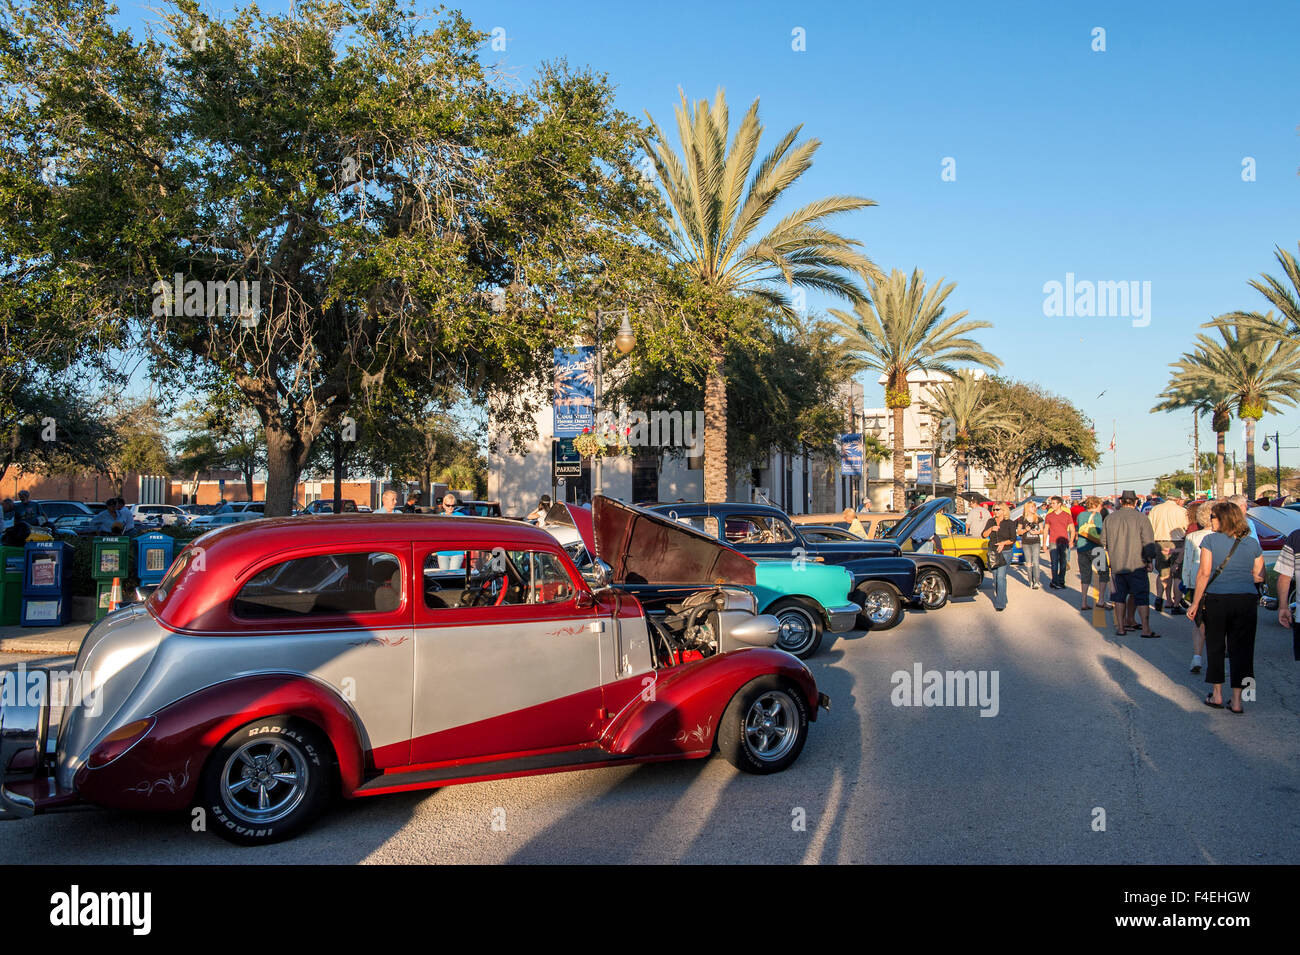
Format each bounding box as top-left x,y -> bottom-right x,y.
1102,490 -> 1159,637
1148,490 -> 1189,613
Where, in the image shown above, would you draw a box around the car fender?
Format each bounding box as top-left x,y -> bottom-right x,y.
603,649 -> 819,758
73,673 -> 367,811
840,556 -> 918,599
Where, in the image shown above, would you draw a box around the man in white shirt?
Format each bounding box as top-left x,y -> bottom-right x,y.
1148,491 -> 1189,613
90,499 -> 133,534
376,490 -> 399,513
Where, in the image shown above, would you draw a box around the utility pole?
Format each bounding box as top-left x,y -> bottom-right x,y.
1232,450 -> 1238,495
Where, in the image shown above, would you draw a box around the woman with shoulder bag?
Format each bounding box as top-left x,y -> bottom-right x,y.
982,502 -> 1017,612
1186,502 -> 1265,714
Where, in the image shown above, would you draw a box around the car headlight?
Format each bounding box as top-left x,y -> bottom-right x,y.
957,559 -> 976,572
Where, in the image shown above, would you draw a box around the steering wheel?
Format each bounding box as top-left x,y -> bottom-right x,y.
459,568 -> 507,607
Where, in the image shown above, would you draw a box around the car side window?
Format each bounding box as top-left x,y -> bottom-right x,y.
731,514 -> 795,544
423,548 -> 576,610
674,514 -> 719,539
234,552 -> 403,617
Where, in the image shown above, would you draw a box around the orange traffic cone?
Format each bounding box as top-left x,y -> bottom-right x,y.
108,577 -> 123,613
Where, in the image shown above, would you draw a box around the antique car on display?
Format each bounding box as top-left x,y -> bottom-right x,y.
0,514 -> 827,845
887,497 -> 1022,572
540,498 -> 858,658
790,510 -> 904,539
649,502 -> 948,621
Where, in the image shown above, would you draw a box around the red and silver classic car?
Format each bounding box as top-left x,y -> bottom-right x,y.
0,514 -> 827,844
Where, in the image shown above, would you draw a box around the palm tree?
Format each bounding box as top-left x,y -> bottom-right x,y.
921,371 -> 1008,514
1152,375 -> 1233,500
1233,244 -> 1300,335
639,89 -> 880,500
831,269 -> 1000,510
1183,316 -> 1300,498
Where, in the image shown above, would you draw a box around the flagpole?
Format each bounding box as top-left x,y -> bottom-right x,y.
1112,419 -> 1117,496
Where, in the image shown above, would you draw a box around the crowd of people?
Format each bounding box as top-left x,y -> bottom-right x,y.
976,490 -> 1276,715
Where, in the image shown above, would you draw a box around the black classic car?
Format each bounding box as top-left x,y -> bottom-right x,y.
648,502 -> 924,628
796,523 -> 982,610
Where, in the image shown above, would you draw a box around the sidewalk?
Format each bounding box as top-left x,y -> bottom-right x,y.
0,622 -> 91,655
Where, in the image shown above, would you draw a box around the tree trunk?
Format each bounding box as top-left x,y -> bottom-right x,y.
955,451 -> 968,514
703,355 -> 728,502
891,404 -> 905,511
1244,418 -> 1256,500
263,428 -> 308,517
244,466 -> 254,501
1215,429 -> 1225,500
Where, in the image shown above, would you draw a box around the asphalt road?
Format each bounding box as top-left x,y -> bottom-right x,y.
3,564 -> 1298,864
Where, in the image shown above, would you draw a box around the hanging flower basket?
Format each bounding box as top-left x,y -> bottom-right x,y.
572,426 -> 635,458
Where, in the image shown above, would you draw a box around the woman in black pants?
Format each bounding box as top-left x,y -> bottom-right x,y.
1186,502 -> 1265,714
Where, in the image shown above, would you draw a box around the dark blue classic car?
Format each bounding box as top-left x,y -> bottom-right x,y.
648,502 -> 919,630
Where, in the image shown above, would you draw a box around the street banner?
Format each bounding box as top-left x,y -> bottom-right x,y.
1070,488 -> 1083,502
917,453 -> 932,484
841,433 -> 863,475
553,346 -> 595,437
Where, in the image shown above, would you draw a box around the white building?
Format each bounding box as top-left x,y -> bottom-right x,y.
487,368 -> 998,516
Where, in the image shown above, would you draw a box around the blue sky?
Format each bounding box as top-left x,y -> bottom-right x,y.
111,0 -> 1300,491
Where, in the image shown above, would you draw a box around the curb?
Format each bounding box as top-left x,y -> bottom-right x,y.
0,627 -> 90,656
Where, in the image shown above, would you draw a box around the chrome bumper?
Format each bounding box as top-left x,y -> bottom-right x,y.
1260,594 -> 1279,610
826,603 -> 861,633
0,667 -> 53,819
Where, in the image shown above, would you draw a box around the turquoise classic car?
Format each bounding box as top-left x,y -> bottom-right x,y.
540,500 -> 858,659
748,558 -> 857,658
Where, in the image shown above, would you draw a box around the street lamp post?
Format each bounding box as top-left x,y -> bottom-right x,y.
592,309 -> 635,499
1262,432 -> 1283,500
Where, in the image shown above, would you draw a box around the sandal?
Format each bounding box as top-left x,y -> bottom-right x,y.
1203,692 -> 1223,709
1227,702 -> 1244,714
1139,631 -> 1161,639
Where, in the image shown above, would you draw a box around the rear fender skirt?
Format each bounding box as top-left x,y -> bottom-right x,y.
73,674 -> 366,810
603,649 -> 818,757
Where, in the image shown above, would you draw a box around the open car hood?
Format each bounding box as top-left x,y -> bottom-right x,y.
563,496 -> 756,586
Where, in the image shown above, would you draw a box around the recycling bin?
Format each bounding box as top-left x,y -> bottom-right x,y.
0,545 -> 24,625
136,532 -> 175,587
91,536 -> 131,621
21,540 -> 73,627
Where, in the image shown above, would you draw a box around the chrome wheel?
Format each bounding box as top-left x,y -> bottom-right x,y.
743,691 -> 799,763
862,588 -> 899,625
917,570 -> 949,609
775,606 -> 817,654
220,739 -> 310,826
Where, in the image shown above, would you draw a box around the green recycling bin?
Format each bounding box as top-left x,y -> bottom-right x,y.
0,544 -> 24,626
91,536 -> 131,621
